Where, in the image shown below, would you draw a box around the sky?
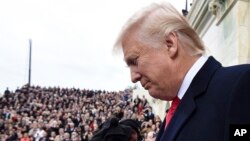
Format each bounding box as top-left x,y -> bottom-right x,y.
0,0 -> 188,94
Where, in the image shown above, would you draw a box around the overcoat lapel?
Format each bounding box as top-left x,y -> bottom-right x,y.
158,57 -> 221,141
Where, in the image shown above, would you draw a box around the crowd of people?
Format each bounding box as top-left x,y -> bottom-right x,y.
0,85 -> 162,141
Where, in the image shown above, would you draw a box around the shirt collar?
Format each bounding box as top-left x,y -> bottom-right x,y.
177,55 -> 208,99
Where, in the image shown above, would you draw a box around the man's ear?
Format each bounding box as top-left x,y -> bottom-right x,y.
164,32 -> 178,58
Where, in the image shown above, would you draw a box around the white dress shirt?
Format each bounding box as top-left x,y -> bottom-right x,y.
177,55 -> 208,100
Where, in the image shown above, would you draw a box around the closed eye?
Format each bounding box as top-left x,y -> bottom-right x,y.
126,57 -> 138,67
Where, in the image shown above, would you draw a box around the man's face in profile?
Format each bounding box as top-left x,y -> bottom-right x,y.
122,31 -> 179,101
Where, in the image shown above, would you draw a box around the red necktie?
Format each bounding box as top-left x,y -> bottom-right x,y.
165,96 -> 181,128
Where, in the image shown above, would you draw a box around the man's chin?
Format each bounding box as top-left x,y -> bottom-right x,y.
148,89 -> 161,99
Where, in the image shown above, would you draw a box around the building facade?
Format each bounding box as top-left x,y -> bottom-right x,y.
188,0 -> 250,65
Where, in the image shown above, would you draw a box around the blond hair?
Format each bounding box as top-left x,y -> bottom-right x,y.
114,2 -> 205,56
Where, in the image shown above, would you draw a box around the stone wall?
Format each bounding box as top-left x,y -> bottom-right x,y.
188,0 -> 250,65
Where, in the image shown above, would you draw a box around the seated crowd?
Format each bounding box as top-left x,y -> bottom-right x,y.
0,85 -> 162,141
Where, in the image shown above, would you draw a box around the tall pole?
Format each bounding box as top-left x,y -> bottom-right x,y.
28,39 -> 32,86
182,0 -> 189,17
185,0 -> 188,11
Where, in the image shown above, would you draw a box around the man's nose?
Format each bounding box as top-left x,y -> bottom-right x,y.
130,67 -> 141,83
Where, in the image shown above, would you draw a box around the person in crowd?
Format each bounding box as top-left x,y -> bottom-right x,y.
54,128 -> 64,141
4,87 -> 10,96
145,131 -> 156,141
48,131 -> 56,141
143,107 -> 154,122
63,132 -> 72,141
20,132 -> 31,141
114,2 -> 250,141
